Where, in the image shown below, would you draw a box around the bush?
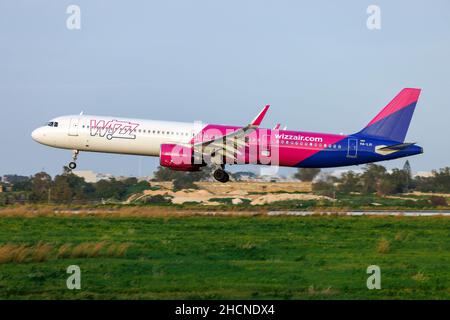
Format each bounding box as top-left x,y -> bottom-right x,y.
144,195 -> 172,204
172,176 -> 198,191
429,196 -> 447,207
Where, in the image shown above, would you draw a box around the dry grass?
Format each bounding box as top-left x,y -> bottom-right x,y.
394,231 -> 412,242
412,271 -> 429,282
57,243 -> 73,258
0,244 -> 20,263
394,231 -> 405,241
0,243 -> 53,263
377,238 -> 391,254
14,245 -> 31,263
0,205 -> 267,218
31,242 -> 53,262
307,285 -> 338,296
71,242 -> 109,258
0,241 -> 131,264
239,242 -> 257,250
106,243 -> 130,257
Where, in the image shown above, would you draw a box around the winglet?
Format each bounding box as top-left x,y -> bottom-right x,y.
250,105 -> 270,126
273,123 -> 281,130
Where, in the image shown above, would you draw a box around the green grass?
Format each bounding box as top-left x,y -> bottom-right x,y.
0,215 -> 449,299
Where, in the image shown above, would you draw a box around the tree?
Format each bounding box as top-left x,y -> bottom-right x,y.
312,174 -> 338,197
152,166 -> 212,182
376,169 -> 409,195
360,164 -> 387,194
29,172 -> 52,203
52,171 -> 92,203
124,180 -> 151,197
12,177 -> 32,192
338,171 -> 361,193
403,160 -> 412,191
172,174 -> 199,191
94,178 -> 126,200
53,175 -> 73,203
4,174 -> 32,193
432,167 -> 450,193
294,168 -> 321,182
153,167 -> 184,181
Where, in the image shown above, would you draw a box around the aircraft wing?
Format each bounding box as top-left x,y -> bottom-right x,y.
193,105 -> 270,159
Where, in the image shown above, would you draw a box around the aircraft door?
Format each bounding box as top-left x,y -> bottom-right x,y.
347,138 -> 358,158
68,118 -> 80,136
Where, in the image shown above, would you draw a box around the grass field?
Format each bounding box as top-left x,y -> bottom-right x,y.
0,213 -> 449,299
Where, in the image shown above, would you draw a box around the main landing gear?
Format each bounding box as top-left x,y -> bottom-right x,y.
213,167 -> 230,183
68,150 -> 79,170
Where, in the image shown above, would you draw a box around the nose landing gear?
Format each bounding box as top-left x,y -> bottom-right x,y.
68,150 -> 79,170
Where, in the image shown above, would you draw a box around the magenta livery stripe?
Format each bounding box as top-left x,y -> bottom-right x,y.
279,133 -> 348,166
190,124 -> 348,167
366,88 -> 421,127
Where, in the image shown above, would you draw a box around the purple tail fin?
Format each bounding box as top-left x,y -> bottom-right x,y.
357,88 -> 421,142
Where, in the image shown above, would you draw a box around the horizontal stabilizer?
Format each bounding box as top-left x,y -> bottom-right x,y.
378,142 -> 416,151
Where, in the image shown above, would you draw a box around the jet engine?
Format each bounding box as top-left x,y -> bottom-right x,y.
159,143 -> 202,171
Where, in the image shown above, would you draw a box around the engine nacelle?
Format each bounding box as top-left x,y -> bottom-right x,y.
159,144 -> 202,171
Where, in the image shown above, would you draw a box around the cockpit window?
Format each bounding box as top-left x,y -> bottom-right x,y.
47,121 -> 58,127
47,121 -> 58,128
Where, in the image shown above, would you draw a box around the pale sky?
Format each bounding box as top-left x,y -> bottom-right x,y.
1,0 -> 449,177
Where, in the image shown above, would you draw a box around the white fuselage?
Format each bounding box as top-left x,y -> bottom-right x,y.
31,115 -> 203,156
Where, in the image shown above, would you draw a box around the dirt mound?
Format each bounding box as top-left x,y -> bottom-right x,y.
251,193 -> 332,205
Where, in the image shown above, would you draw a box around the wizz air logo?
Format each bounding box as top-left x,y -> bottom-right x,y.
274,133 -> 323,143
90,119 -> 139,140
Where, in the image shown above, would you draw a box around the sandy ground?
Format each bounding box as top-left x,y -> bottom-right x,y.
135,183 -> 330,205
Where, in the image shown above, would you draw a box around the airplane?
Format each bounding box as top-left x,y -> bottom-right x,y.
31,88 -> 423,183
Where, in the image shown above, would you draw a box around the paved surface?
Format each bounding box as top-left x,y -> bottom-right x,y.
267,211 -> 450,216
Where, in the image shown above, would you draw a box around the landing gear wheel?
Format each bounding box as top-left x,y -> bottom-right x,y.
213,169 -> 229,183
68,150 -> 79,171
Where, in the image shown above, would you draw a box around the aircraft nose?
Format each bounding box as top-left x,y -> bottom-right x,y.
31,127 -> 46,143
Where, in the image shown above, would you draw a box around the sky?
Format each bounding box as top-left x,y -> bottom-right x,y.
1,0 -> 449,178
